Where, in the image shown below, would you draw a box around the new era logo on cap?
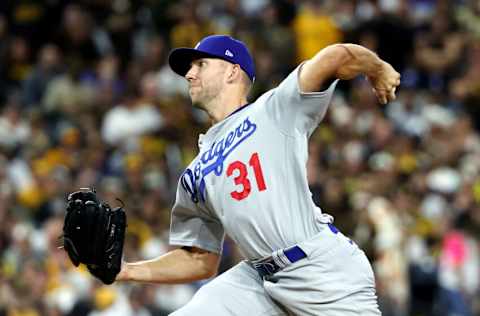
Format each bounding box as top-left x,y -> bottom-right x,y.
225,49 -> 234,57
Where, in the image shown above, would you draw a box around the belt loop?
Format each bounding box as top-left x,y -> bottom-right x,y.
271,249 -> 289,269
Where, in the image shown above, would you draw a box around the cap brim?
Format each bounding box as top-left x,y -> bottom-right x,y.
168,48 -> 219,77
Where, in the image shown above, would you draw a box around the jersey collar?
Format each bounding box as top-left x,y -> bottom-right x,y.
226,103 -> 251,119
203,102 -> 252,142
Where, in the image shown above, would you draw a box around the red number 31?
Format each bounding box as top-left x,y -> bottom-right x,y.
226,152 -> 267,201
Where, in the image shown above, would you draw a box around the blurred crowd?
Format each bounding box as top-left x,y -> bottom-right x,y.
0,0 -> 480,315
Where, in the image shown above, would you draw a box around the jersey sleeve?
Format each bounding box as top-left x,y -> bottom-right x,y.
169,189 -> 225,254
264,63 -> 339,136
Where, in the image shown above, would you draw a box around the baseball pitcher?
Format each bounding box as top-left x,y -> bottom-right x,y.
113,35 -> 400,315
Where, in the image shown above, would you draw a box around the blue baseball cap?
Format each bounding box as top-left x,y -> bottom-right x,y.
168,35 -> 255,82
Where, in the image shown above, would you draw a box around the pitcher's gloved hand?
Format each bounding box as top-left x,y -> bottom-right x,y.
61,188 -> 126,285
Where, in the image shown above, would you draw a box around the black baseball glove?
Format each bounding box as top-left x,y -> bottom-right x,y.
61,188 -> 126,285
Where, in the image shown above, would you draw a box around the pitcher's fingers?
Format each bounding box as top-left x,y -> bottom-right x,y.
373,88 -> 383,103
388,88 -> 396,102
378,91 -> 388,104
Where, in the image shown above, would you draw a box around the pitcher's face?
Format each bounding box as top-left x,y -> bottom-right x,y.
185,58 -> 229,109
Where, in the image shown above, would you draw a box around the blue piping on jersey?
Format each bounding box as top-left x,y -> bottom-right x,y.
227,103 -> 251,118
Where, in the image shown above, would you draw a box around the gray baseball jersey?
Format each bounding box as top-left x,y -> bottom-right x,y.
169,65 -> 338,260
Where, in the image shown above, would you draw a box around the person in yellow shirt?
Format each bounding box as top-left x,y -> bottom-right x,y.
292,0 -> 343,63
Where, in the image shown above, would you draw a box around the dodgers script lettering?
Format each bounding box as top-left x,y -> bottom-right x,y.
181,117 -> 257,203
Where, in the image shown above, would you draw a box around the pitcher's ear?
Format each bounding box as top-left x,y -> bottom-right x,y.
227,64 -> 241,82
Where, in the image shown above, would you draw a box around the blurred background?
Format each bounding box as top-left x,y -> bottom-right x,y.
0,0 -> 479,315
